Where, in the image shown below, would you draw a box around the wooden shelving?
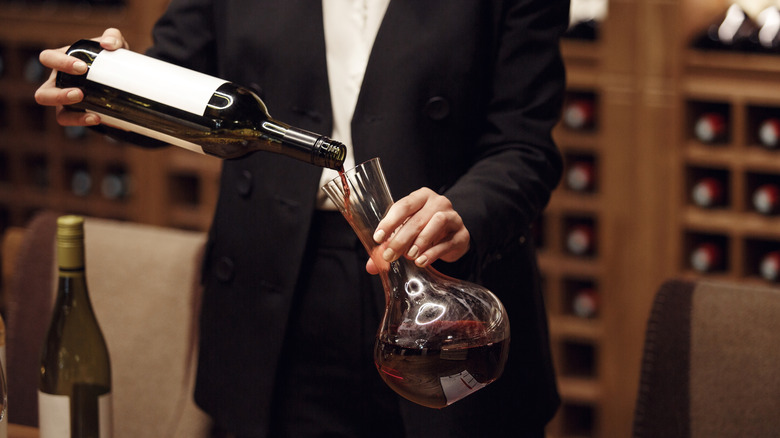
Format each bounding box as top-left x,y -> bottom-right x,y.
0,0 -> 220,233
676,0 -> 780,289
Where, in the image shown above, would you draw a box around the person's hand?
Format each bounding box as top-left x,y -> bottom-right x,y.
366,187 -> 470,275
34,28 -> 129,127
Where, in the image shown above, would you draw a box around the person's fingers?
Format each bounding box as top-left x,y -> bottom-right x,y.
411,224 -> 470,267
39,48 -> 89,76
98,28 -> 129,50
55,106 -> 100,126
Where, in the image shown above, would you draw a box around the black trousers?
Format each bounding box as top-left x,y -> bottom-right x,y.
270,211 -> 403,438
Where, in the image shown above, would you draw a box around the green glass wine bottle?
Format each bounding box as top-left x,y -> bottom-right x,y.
39,216 -> 112,438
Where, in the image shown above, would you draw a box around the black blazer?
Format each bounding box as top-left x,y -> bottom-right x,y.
146,0 -> 568,436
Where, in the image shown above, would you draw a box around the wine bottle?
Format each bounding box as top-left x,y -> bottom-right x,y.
57,40 -> 346,169
753,5 -> 780,52
71,168 -> 92,197
760,250 -> 780,281
694,112 -> 727,144
691,176 -> 725,208
562,98 -> 595,130
692,3 -> 760,52
564,0 -> 608,41
752,183 -> 780,214
566,223 -> 595,256
690,242 -> 723,273
566,160 -> 595,192
572,287 -> 598,318
100,170 -> 130,200
758,117 -> 780,148
39,215 -> 112,438
24,53 -> 46,83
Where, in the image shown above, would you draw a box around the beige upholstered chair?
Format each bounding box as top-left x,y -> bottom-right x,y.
3,211 -> 212,437
633,279 -> 780,438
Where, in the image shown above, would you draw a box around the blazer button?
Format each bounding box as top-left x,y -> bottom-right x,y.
424,96 -> 450,120
215,256 -> 235,283
236,170 -> 253,198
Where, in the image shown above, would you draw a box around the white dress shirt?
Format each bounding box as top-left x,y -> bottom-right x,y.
317,0 -> 391,209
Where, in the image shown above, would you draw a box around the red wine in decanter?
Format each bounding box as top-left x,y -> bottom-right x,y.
374,320 -> 507,409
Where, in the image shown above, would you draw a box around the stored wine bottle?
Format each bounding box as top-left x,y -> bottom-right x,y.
562,98 -> 595,130
572,287 -> 598,319
754,5 -> 780,53
100,170 -> 130,200
39,215 -> 112,438
760,250 -> 780,282
57,40 -> 346,169
566,223 -> 595,256
566,160 -> 595,192
71,168 -> 92,197
694,112 -> 727,144
690,242 -> 723,273
758,117 -> 780,148
24,53 -> 46,83
564,0 -> 608,41
752,183 -> 780,214
692,4 -> 759,52
691,177 -> 725,208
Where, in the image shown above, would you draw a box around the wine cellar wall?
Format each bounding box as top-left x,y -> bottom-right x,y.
0,0 -> 221,235
1,1 -> 779,437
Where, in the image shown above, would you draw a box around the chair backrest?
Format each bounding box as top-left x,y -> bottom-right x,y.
4,211 -> 212,437
633,279 -> 780,438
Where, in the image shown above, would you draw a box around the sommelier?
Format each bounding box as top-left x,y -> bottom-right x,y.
35,1 -> 568,437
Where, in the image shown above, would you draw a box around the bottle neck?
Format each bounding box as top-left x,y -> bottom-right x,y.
56,238 -> 90,305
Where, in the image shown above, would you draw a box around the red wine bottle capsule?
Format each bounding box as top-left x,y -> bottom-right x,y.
566,224 -> 594,256
563,99 -> 595,130
691,177 -> 725,208
566,161 -> 595,192
758,117 -> 780,148
690,242 -> 723,273
760,250 -> 780,282
572,288 -> 598,318
694,112 -> 727,143
752,183 -> 780,215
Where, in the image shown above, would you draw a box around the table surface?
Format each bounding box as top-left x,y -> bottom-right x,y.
9,423 -> 38,438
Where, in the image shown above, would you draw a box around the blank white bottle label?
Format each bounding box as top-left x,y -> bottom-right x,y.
440,370 -> 487,406
38,391 -> 112,438
86,48 -> 227,116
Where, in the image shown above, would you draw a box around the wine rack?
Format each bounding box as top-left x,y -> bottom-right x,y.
544,0 -> 681,436
0,0 -> 221,237
677,0 -> 780,287
543,31 -> 608,437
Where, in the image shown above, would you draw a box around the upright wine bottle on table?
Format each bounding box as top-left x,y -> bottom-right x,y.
39,216 -> 112,438
57,40 -> 346,170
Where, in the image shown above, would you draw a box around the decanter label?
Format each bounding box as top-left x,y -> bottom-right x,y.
440,370 -> 487,405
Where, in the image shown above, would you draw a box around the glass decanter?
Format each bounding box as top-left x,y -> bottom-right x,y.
322,158 -> 510,409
